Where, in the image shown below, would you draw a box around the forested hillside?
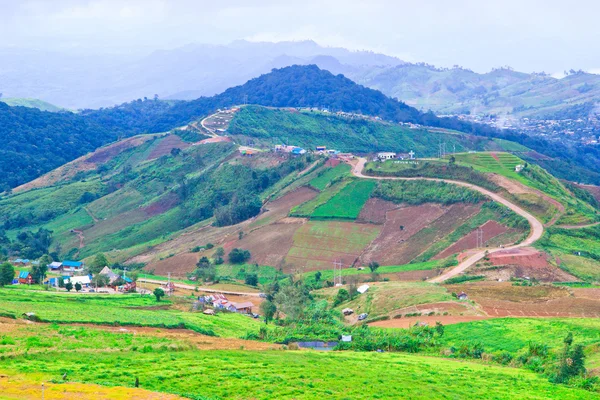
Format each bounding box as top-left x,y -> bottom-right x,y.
2,65 -> 600,191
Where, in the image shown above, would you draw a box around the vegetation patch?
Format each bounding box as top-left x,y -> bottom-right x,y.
311,180 -> 376,220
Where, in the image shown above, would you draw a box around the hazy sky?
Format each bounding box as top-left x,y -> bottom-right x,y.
1,0 -> 598,74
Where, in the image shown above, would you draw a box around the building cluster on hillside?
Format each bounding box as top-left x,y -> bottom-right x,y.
452,113 -> 600,147
9,259 -> 135,293
196,293 -> 255,316
375,151 -> 416,161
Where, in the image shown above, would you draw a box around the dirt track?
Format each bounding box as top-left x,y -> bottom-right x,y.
350,157 -> 545,283
137,278 -> 261,297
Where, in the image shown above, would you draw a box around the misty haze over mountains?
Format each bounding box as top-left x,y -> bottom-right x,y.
3,39 -> 600,118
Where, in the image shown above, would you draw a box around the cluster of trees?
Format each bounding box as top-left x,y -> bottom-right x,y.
0,228 -> 53,260
187,247 -> 251,283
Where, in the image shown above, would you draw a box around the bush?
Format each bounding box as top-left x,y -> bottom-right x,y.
229,248 -> 251,264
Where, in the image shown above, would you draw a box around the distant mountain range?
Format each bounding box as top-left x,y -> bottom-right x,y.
0,40 -> 403,109
4,40 -> 600,119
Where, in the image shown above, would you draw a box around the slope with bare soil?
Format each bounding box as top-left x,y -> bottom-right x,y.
446,281 -> 600,317
359,203 -> 449,265
434,220 -> 509,259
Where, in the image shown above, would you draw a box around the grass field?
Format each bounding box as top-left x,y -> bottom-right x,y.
308,163 -> 350,191
0,289 -> 262,338
441,318 -> 600,353
1,343 -> 596,399
555,253 -> 600,282
290,180 -> 349,217
303,259 -> 452,283
311,180 -> 376,220
318,281 -> 455,318
454,152 -> 525,182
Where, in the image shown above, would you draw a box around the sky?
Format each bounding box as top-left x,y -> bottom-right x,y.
1,0 -> 599,74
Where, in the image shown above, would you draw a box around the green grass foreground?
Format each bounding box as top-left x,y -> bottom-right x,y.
1,348 -> 596,400
0,289 -> 263,338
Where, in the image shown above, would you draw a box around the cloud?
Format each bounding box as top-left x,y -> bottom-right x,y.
0,0 -> 599,73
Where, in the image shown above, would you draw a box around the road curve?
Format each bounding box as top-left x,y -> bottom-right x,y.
350,157 -> 544,283
138,278 -> 262,297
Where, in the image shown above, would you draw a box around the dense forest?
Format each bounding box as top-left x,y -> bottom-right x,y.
2,65 -> 600,190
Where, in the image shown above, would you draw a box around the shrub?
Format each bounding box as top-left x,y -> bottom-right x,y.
229,248 -> 251,264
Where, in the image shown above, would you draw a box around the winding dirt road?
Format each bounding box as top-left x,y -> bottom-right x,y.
350,157 -> 544,283
137,278 -> 262,297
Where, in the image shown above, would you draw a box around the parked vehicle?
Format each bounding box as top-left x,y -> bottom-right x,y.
358,313 -> 368,321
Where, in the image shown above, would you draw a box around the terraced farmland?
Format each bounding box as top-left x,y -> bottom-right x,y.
285,220 -> 380,271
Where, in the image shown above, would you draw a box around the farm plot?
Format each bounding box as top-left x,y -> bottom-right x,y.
285,221 -> 380,271
356,198 -> 398,224
434,220 -> 509,259
362,203 -> 481,266
446,281 -> 600,317
146,134 -> 191,160
474,248 -> 578,283
308,163 -> 351,191
311,180 -> 376,220
557,253 -> 600,282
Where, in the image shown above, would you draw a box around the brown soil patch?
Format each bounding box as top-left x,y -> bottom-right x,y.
434,220 -> 509,259
199,136 -> 232,144
380,269 -> 444,281
227,222 -> 301,267
356,198 -> 399,224
490,152 -> 500,161
145,253 -> 201,277
370,315 -> 490,329
325,158 -> 341,167
575,183 -> 600,203
391,301 -> 478,317
132,187 -> 317,266
141,194 -> 179,217
256,186 -> 318,224
362,203 -> 481,266
87,135 -> 153,164
147,134 -> 191,160
446,281 -> 600,317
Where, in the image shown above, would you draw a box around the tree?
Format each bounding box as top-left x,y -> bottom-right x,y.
229,248 -> 251,264
245,273 -> 258,287
314,271 -> 322,282
92,274 -> 109,288
153,287 -> 165,301
260,300 -> 277,324
197,256 -> 211,269
89,253 -> 109,274
65,282 -> 73,292
214,247 -> 225,265
58,277 -> 65,288
273,278 -> 310,321
75,282 -> 82,292
333,288 -> 349,306
0,262 -> 14,286
31,254 -> 51,283
449,155 -> 456,165
368,261 -> 380,273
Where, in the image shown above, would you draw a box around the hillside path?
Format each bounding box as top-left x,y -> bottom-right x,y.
556,221 -> 600,229
137,278 -> 262,297
350,157 -> 544,283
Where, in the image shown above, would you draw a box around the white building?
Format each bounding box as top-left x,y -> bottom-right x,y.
377,152 -> 396,161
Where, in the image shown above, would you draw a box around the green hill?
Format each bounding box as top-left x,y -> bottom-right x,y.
0,97 -> 65,112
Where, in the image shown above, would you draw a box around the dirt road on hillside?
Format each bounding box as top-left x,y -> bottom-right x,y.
137,278 -> 262,297
350,157 -> 544,283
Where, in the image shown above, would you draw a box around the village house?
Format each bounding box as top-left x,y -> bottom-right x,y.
65,275 -> 92,288
457,292 -> 468,300
18,271 -> 33,284
48,261 -> 63,271
228,301 -> 254,314
12,259 -> 30,266
61,261 -> 84,275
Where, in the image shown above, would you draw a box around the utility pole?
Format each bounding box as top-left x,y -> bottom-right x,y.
476,228 -> 484,248
333,260 -> 343,286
